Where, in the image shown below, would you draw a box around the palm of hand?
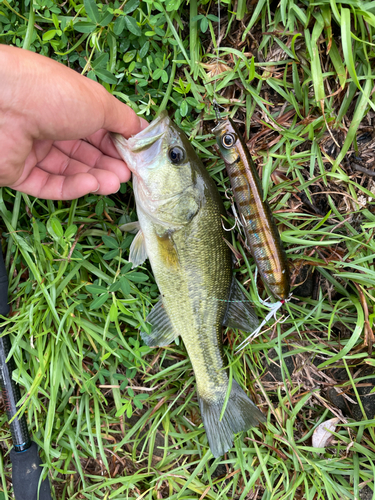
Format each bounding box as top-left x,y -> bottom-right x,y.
12,131 -> 131,200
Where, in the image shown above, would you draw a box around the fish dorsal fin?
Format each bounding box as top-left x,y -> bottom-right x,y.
141,298 -> 179,347
129,229 -> 147,268
119,221 -> 140,234
223,280 -> 259,332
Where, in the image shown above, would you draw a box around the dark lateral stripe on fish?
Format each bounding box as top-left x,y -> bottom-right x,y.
234,185 -> 249,193
239,200 -> 250,207
263,269 -> 277,275
230,171 -> 242,179
246,226 -> 264,235
242,197 -> 255,206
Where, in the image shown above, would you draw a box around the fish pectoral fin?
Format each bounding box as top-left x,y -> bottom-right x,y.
141,298 -> 179,347
199,380 -> 266,458
223,279 -> 259,332
119,221 -> 140,234
129,229 -> 147,268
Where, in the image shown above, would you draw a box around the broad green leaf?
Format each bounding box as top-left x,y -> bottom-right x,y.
133,398 -> 143,409
74,21 -> 97,33
47,217 -> 64,241
102,235 -> 119,249
84,0 -> 100,23
180,100 -> 188,116
113,16 -> 125,36
125,272 -> 149,283
200,16 -> 208,33
121,263 -> 133,274
86,284 -> 108,294
125,15 -> 141,36
94,68 -> 118,84
165,0 -> 182,11
153,68 -> 163,80
123,0 -> 140,15
43,29 -> 59,41
139,41 -> 149,58
120,277 -> 131,295
109,303 -> 118,322
65,224 -> 77,240
90,293 -> 109,310
92,52 -> 109,69
123,50 -> 137,63
99,9 -> 113,27
186,96 -> 198,107
108,282 -> 121,292
103,249 -> 120,260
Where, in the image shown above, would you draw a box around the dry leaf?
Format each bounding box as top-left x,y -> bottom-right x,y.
312,417 -> 339,448
201,62 -> 232,79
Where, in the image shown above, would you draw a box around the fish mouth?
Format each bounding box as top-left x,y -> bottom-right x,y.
111,110 -> 169,171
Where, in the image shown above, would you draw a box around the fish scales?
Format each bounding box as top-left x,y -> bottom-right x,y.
213,118 -> 290,300
112,111 -> 265,458
138,193 -> 231,402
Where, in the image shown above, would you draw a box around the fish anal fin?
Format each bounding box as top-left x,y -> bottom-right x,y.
223,280 -> 259,332
199,380 -> 266,458
129,229 -> 147,268
141,298 -> 179,347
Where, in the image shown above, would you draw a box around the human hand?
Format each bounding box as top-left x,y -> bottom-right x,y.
0,45 -> 148,200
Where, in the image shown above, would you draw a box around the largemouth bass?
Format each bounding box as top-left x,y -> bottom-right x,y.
213,118 -> 290,301
112,111 -> 265,457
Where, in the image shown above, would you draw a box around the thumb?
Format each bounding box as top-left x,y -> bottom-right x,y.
101,91 -> 149,138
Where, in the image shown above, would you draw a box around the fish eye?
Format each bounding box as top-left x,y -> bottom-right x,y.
168,146 -> 186,165
222,133 -> 236,149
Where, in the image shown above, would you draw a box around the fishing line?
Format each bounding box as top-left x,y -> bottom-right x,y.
213,0 -> 221,120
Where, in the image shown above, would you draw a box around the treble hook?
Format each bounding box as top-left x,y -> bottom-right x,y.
221,218 -> 237,232
224,187 -> 233,200
213,99 -> 221,122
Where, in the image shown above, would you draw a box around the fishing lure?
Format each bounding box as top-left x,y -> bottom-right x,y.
212,116 -> 290,302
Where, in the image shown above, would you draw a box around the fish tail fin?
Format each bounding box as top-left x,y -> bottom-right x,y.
199,380 -> 266,458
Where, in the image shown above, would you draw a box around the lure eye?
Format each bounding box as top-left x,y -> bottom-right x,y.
168,146 -> 186,165
222,133 -> 236,149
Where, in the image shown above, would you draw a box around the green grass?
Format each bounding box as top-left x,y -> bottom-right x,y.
1,0 -> 375,498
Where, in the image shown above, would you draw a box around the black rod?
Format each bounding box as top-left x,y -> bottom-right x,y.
0,334 -> 31,451
0,251 -> 29,450
0,249 -> 52,499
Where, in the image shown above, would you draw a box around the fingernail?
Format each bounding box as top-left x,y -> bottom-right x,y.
91,184 -> 100,193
